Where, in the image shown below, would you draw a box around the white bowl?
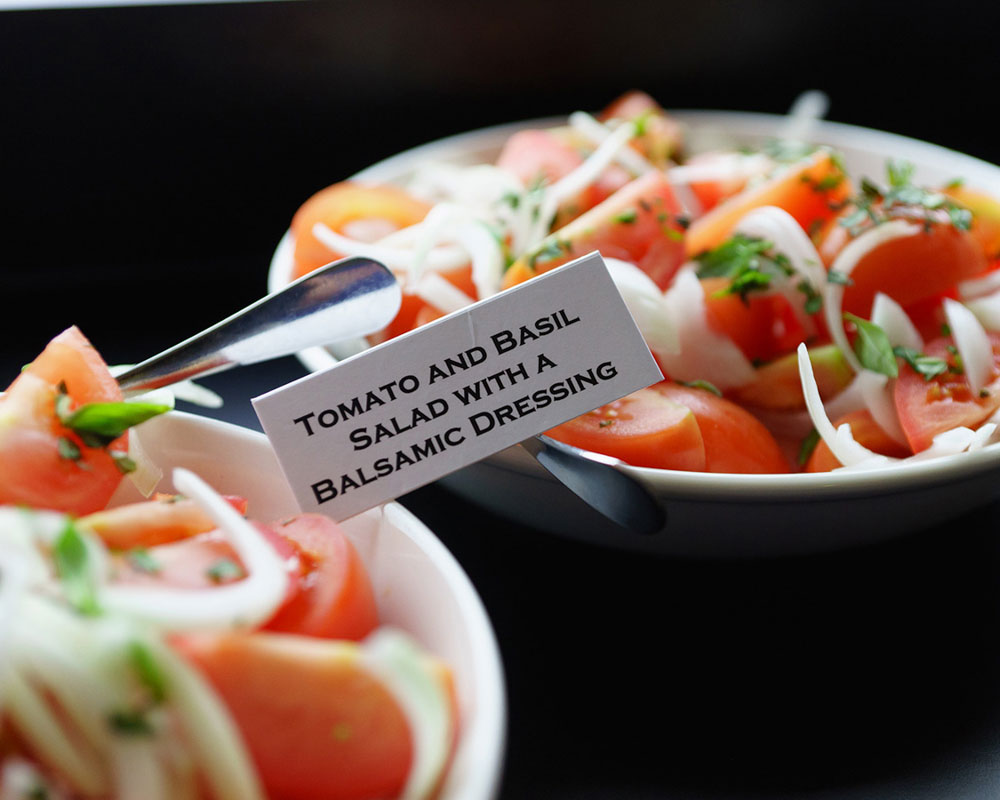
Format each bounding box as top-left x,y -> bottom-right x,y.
110,410 -> 506,799
269,111 -> 1000,559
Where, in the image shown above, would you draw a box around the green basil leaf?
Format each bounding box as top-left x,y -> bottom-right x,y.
843,313 -> 898,377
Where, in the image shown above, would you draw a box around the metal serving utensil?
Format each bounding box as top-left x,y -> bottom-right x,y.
115,257 -> 401,392
117,255 -> 665,536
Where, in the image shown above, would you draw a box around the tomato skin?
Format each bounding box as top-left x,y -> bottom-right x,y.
700,277 -> 810,363
263,513 -> 379,642
943,184 -> 1000,261
819,207 -> 988,317
0,327 -> 127,516
805,409 -> 911,472
503,170 -> 687,291
174,632 -> 414,800
894,332 -> 1000,452
545,388 -> 706,471
684,150 -> 851,258
652,382 -> 790,473
290,182 -> 431,280
598,90 -> 684,167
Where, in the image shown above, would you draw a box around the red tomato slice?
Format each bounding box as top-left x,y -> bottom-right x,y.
894,333 -> 1000,452
176,632 -> 411,800
700,277 -> 810,363
80,493 -> 248,550
598,90 -> 684,167
684,150 -> 851,258
818,206 -> 988,317
652,382 -> 790,473
503,170 -> 687,291
805,409 -> 912,472
545,388 -> 706,471
174,631 -> 455,800
263,513 -> 379,641
290,182 -> 431,280
0,327 -> 128,515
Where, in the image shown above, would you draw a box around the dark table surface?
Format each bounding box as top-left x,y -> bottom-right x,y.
6,1 -> 1000,797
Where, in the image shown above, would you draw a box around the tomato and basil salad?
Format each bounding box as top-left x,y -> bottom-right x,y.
0,327 -> 457,799
284,90 -> 1000,474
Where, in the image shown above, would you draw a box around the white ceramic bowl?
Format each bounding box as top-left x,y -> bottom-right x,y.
269,111 -> 1000,559
109,410 -> 506,799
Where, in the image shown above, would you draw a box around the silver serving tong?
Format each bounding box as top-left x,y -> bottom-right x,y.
117,256 -> 665,536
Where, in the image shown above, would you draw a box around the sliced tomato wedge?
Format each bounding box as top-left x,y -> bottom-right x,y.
818,205 -> 988,317
0,327 -> 130,515
262,513 -> 379,641
652,382 -> 789,473
545,387 -> 706,471
684,149 -> 851,258
503,170 -> 687,291
805,409 -> 912,472
700,277 -> 811,363
598,90 -> 684,167
289,182 -> 431,280
894,332 -> 1000,452
80,493 -> 249,550
174,632 -> 422,800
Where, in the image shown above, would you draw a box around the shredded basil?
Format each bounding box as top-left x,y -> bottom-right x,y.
53,520 -> 100,615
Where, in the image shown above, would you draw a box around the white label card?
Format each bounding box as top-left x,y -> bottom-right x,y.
253,252 -> 664,520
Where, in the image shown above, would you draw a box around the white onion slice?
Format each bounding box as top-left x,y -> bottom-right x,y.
824,219 -> 923,373
965,288 -> 1000,332
312,223 -> 468,274
734,205 -> 827,335
958,269 -> 1000,300
413,272 -> 475,315
855,370 -> 907,446
944,298 -> 993,394
603,258 -> 679,356
658,267 -> 756,389
797,343 -> 893,468
779,89 -> 830,145
361,628 -> 455,800
905,426 -> 978,462
668,153 -> 775,187
100,469 -> 287,631
568,110 -> 655,177
870,292 -> 923,351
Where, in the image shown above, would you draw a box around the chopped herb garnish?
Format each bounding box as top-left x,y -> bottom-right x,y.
57,436 -> 82,463
528,238 -> 571,268
111,451 -> 137,475
598,419 -> 614,428
126,547 -> 161,574
798,280 -> 823,314
827,269 -> 853,286
893,346 -> 949,381
843,312 -> 898,377
695,233 -> 796,304
107,709 -> 154,736
677,379 -> 722,397
797,428 -> 821,466
206,558 -> 245,583
53,520 -> 100,615
57,399 -> 171,449
613,208 -> 638,224
127,640 -> 168,704
839,159 -> 974,235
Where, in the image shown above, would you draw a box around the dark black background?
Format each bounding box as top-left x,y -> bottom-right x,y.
5,1 -> 1000,798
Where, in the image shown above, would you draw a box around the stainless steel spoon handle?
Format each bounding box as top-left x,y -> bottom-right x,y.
116,257 -> 400,393
521,435 -> 666,536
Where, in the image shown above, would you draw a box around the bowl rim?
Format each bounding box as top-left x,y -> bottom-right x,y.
137,409 -> 508,799
268,110 -> 1000,501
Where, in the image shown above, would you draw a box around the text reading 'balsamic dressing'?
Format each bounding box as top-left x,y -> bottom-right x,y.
253,252 -> 663,520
